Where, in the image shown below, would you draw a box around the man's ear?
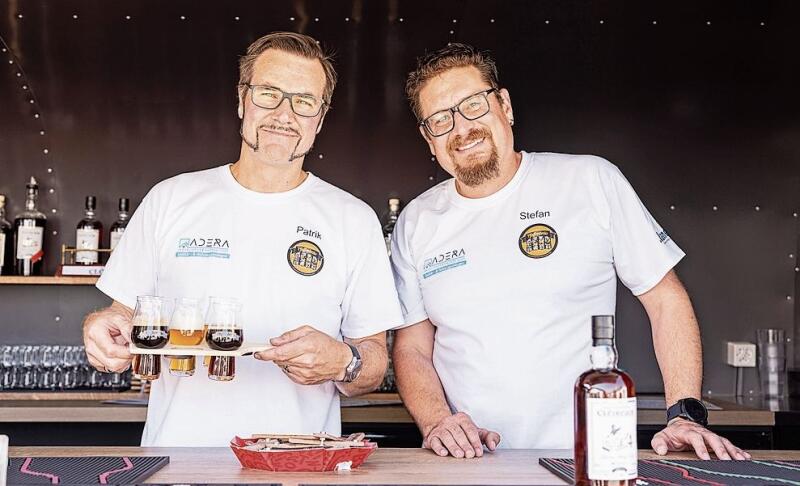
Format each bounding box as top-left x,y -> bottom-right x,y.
419,125 -> 436,156
237,91 -> 245,119
498,88 -> 514,125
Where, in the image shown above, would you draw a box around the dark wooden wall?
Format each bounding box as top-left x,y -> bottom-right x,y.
1,0 -> 798,395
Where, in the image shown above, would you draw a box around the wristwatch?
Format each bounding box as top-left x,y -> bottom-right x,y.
338,342 -> 363,383
666,398 -> 708,427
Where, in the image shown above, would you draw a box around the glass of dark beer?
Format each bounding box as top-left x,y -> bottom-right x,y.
204,297 -> 243,381
130,296 -> 171,380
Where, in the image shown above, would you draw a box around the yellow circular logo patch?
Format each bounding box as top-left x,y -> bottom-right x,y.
518,223 -> 558,259
287,240 -> 324,276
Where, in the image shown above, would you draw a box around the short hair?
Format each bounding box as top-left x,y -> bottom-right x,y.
238,31 -> 337,107
405,43 -> 500,121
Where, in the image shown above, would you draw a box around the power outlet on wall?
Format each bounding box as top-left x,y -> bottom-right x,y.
726,341 -> 756,367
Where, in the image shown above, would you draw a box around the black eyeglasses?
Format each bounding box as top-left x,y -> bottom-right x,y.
420,88 -> 498,137
241,84 -> 326,117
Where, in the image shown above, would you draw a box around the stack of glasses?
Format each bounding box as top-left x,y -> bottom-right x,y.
0,345 -> 131,390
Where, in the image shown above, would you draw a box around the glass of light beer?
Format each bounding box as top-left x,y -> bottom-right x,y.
130,296 -> 171,380
168,297 -> 204,377
204,297 -> 243,381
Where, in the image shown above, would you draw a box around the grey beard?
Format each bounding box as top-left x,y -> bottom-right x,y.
454,145 -> 500,187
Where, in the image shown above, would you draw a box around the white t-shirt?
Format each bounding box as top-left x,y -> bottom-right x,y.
97,165 -> 403,447
390,152 -> 684,449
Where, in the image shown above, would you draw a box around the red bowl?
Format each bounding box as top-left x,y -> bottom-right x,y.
230,436 -> 378,472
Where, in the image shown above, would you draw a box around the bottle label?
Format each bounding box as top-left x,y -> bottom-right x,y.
586,397 -> 638,480
110,230 -> 125,250
0,233 -> 5,267
16,226 -> 44,258
76,228 -> 100,263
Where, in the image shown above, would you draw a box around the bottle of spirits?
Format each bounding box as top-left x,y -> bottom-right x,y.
574,315 -> 637,486
76,196 -> 103,265
382,198 -> 401,256
109,197 -> 130,250
14,177 -> 47,276
0,195 -> 13,275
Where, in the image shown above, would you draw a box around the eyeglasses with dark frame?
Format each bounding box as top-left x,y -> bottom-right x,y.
240,84 -> 327,117
420,88 -> 498,137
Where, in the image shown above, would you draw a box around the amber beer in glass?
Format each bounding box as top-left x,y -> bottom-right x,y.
204,297 -> 243,381
574,315 -> 637,486
168,298 -> 204,377
130,296 -> 171,380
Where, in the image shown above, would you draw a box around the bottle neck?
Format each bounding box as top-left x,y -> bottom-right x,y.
85,209 -> 95,219
590,342 -> 618,370
118,210 -> 129,222
25,192 -> 37,211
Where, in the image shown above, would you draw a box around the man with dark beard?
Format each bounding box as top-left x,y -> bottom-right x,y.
82,32 -> 403,446
390,44 -> 748,461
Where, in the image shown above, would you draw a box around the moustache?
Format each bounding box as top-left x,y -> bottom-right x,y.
260,124 -> 300,137
448,128 -> 493,153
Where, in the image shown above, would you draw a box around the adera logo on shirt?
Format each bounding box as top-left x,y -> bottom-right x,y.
287,240 -> 324,276
518,223 -> 558,259
176,237 -> 230,259
422,249 -> 467,279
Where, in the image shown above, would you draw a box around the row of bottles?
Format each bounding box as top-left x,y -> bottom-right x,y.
0,177 -> 131,276
74,196 -> 130,265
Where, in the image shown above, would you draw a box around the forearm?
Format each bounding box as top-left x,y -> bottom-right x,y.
644,273 -> 703,406
336,338 -> 387,397
394,346 -> 452,437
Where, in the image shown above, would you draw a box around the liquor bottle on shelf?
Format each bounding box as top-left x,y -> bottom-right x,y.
0,195 -> 13,275
109,197 -> 130,250
382,198 -> 401,256
14,177 -> 47,276
574,315 -> 637,486
75,196 -> 102,265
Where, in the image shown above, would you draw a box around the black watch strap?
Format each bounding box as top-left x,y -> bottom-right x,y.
666,398 -> 708,427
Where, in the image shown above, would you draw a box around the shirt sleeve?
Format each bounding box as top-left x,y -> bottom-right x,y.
95,188 -> 160,309
595,161 -> 685,296
339,210 -> 404,339
389,209 -> 429,328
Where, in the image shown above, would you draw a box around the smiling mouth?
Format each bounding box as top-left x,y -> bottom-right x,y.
456,137 -> 485,152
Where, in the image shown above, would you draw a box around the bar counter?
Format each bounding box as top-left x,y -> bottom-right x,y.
12,446 -> 800,485
0,393 -> 775,426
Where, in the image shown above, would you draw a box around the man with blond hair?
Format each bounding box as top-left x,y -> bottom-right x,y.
391,43 -> 749,461
83,32 -> 402,446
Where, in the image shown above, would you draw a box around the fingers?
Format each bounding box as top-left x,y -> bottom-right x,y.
700,430 -> 730,460
446,425 -> 477,458
255,340 -> 307,362
84,315 -> 132,372
478,429 -> 501,451
428,436 -> 448,457
437,429 -> 466,458
651,432 -> 669,456
269,325 -> 315,346
454,415 -> 484,457
686,431 -> 711,460
718,435 -> 750,460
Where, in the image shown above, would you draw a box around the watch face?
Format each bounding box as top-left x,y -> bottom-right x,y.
684,398 -> 708,421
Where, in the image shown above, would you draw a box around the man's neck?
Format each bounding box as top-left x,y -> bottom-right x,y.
455,151 -> 523,199
230,149 -> 308,193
